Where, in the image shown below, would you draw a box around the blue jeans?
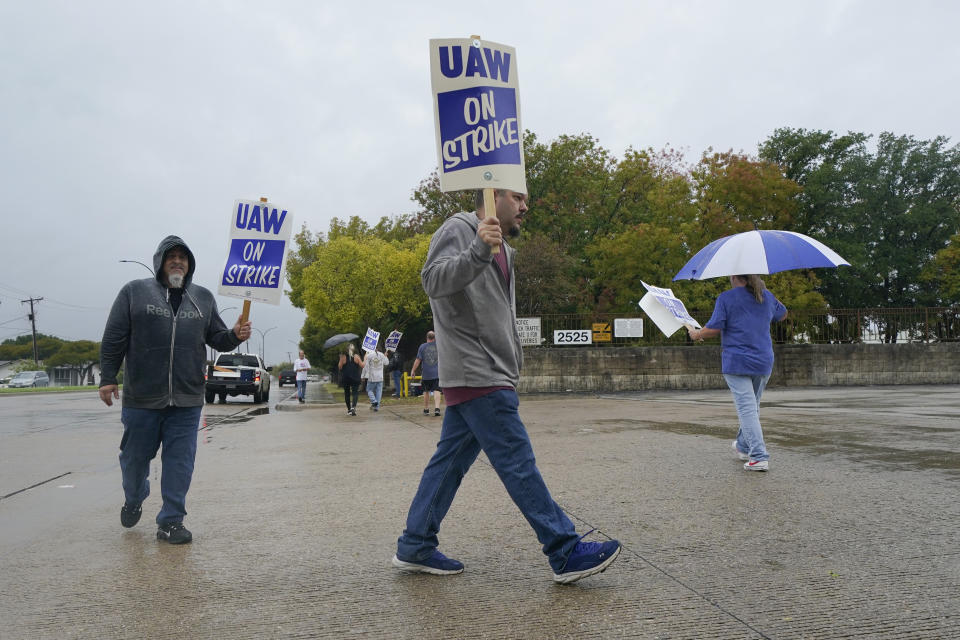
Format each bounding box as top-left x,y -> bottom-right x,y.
396,389 -> 578,572
366,380 -> 383,406
119,406 -> 202,525
296,379 -> 307,400
391,370 -> 402,395
724,374 -> 771,462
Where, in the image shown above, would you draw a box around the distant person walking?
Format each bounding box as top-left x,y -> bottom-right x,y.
688,274 -> 788,472
294,350 -> 310,404
387,348 -> 404,397
410,331 -> 442,417
392,189 -> 621,584
363,347 -> 389,411
99,236 -> 251,544
338,344 -> 363,416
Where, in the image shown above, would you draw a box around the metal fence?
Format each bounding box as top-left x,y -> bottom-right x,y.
526,307 -> 960,346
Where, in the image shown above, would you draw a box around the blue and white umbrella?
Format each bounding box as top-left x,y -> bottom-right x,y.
673,230 -> 849,281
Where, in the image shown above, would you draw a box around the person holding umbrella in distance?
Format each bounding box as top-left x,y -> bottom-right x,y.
688,275 -> 787,471
676,228 -> 849,472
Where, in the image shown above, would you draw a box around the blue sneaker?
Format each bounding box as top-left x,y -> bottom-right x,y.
554,533 -> 621,584
392,550 -> 464,575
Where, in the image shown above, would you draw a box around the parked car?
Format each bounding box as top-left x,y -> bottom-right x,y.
278,369 -> 296,387
8,371 -> 50,388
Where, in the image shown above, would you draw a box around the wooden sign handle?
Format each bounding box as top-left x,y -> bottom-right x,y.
482,187 -> 500,255
237,196 -> 268,326
468,37 -> 500,257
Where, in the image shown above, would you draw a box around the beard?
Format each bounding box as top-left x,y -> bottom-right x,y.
508,225 -> 520,238
168,273 -> 184,288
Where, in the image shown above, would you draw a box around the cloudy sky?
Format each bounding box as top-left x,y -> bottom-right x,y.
1,0 -> 957,365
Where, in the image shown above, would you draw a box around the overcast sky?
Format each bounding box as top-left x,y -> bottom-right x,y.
1,0 -> 957,365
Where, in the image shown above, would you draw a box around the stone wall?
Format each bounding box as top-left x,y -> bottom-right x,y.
517,342 -> 960,393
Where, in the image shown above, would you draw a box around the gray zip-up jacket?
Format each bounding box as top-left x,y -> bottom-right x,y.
421,211 -> 523,388
99,236 -> 241,408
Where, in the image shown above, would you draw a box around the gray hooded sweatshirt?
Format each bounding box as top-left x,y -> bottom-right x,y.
421,211 -> 523,388
99,235 -> 241,408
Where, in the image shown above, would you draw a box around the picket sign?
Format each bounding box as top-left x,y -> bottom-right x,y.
430,34 -> 526,256
362,328 -> 381,353
219,195 -> 295,326
385,330 -> 403,351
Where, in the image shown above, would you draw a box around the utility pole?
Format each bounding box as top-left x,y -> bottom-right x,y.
21,297 -> 43,364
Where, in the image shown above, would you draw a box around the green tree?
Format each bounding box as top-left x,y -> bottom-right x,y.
760,128 -> 960,309
296,235 -> 432,365
45,340 -> 100,384
522,132 -> 616,257
923,232 -> 960,304
406,172 -> 475,237
691,150 -> 800,239
669,151 -> 821,318
586,223 -> 692,313
0,334 -> 63,362
513,233 -> 580,315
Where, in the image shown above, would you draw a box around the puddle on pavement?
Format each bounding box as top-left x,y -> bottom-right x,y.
200,407 -> 273,445
589,418 -> 960,476
212,407 -> 270,425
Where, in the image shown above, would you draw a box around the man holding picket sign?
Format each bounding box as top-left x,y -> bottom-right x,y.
100,236 -> 251,544
392,35 -> 620,586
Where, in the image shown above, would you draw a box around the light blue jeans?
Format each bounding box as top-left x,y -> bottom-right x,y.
366,380 -> 383,406
724,373 -> 771,462
396,389 -> 579,572
296,379 -> 307,401
119,406 -> 202,524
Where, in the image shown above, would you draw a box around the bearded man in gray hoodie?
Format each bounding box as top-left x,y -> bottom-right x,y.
99,236 -> 251,544
392,190 -> 621,584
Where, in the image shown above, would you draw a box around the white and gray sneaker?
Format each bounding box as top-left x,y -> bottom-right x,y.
732,440 -> 749,461
744,460 -> 769,472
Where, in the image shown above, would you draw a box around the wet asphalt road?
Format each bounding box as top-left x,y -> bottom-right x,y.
1,384 -> 959,639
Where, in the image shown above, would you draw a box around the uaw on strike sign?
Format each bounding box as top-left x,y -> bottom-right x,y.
429,37 -> 526,194
218,199 -> 293,305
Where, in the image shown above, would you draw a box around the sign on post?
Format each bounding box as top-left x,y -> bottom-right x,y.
515,317 -> 541,346
614,318 -> 644,338
553,329 -> 592,345
429,37 -> 526,195
592,322 -> 612,342
219,199 -> 294,306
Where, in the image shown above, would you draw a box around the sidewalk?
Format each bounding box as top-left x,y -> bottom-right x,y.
3,385 -> 959,639
273,378 -> 338,408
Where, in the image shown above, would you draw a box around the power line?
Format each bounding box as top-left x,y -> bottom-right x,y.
0,314 -> 27,327
0,281 -> 34,298
0,281 -> 102,311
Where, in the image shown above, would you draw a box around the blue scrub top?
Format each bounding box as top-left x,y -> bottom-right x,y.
705,287 -> 787,375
